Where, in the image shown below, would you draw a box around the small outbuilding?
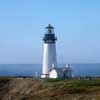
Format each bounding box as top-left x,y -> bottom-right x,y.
49,67 -> 63,79
62,64 -> 72,79
49,64 -> 72,79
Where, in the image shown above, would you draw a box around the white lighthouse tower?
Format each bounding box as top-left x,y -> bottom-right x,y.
41,24 -> 57,78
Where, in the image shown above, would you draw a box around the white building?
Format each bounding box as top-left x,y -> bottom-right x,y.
49,64 -> 63,79
41,24 -> 72,79
49,64 -> 72,79
41,24 -> 57,78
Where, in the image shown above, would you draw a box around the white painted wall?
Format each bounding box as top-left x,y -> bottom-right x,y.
49,68 -> 64,79
49,69 -> 57,78
41,43 -> 57,78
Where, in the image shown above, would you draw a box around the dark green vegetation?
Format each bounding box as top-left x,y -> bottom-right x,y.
43,78 -> 100,92
0,77 -> 100,100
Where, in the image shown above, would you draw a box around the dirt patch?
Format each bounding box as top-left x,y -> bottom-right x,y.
0,78 -> 100,100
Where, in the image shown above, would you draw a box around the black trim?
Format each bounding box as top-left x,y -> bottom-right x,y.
43,34 -> 57,43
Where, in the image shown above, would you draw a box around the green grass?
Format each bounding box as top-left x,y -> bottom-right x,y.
1,77 -> 100,100
1,77 -> 100,92
38,79 -> 100,93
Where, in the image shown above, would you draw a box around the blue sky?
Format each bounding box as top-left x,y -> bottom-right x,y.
0,0 -> 100,64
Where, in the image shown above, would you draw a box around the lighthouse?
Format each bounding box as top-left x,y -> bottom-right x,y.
41,24 -> 57,78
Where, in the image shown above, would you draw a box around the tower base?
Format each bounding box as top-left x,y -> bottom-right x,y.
41,74 -> 49,78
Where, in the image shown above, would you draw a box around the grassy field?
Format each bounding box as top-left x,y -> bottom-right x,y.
0,77 -> 100,100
